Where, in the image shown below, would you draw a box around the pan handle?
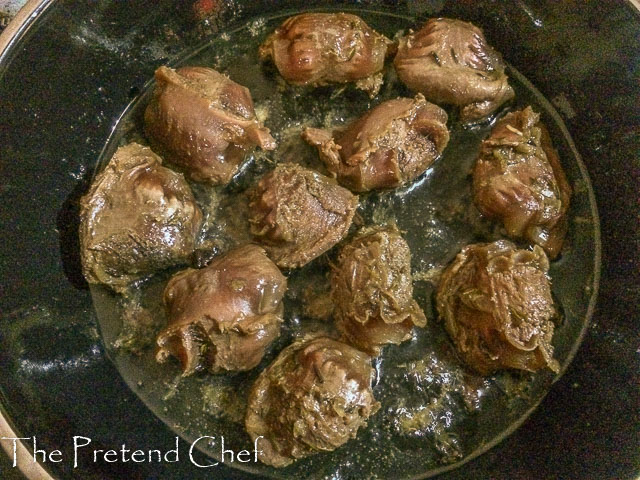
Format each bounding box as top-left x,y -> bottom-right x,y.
0,405 -> 55,480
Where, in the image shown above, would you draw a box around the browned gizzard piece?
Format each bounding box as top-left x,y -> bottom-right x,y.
303,94 -> 449,192
436,240 -> 560,375
156,244 -> 287,375
80,143 -> 202,293
331,225 -> 426,354
245,336 -> 380,467
144,66 -> 276,185
473,107 -> 571,258
394,18 -> 515,122
259,13 -> 394,97
248,163 -> 358,268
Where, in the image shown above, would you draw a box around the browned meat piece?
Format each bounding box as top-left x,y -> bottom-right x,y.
248,163 -> 358,268
473,107 -> 571,258
331,226 -> 426,354
259,13 -> 393,97
245,336 -> 380,467
436,240 -> 559,375
303,94 -> 449,192
156,245 -> 287,375
394,18 -> 515,122
80,143 -> 202,293
144,66 -> 276,185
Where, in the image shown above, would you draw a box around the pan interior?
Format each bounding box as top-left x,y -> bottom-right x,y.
92,8 -> 600,479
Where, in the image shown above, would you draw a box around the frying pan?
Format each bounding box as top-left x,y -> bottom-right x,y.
0,1 -> 638,479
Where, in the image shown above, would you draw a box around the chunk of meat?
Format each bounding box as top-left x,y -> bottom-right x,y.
144,66 -> 276,185
394,18 -> 514,122
248,163 -> 358,268
473,107 -> 571,258
259,13 -> 393,97
303,94 -> 449,192
156,244 -> 287,375
436,240 -> 559,375
245,336 -> 380,467
80,143 -> 202,293
331,226 -> 426,354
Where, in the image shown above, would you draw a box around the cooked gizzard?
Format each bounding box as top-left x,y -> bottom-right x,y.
144,66 -> 276,185
394,18 -> 515,122
331,226 -> 427,354
245,336 -> 380,467
259,13 -> 393,97
436,240 -> 560,375
248,163 -> 358,268
80,142 -> 202,293
156,244 -> 287,375
303,94 -> 449,192
473,106 -> 571,259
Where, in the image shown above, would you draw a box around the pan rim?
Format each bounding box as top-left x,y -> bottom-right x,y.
0,0 -> 608,478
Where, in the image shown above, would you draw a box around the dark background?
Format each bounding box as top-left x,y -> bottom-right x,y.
0,1 -> 638,479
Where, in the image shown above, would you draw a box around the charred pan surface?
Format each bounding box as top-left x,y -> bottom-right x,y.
156,244 -> 287,375
303,94 -> 449,192
259,13 -> 393,97
144,66 -> 276,185
331,225 -> 426,355
245,336 -> 380,467
394,18 -> 514,123
248,163 -> 358,268
80,143 -> 202,293
436,240 -> 559,375
473,107 -> 571,258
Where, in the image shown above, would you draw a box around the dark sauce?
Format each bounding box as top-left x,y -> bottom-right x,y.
92,9 -> 600,480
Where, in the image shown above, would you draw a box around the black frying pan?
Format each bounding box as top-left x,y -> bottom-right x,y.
0,1 -> 638,479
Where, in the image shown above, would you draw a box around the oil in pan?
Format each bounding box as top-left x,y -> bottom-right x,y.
92,9 -> 599,480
